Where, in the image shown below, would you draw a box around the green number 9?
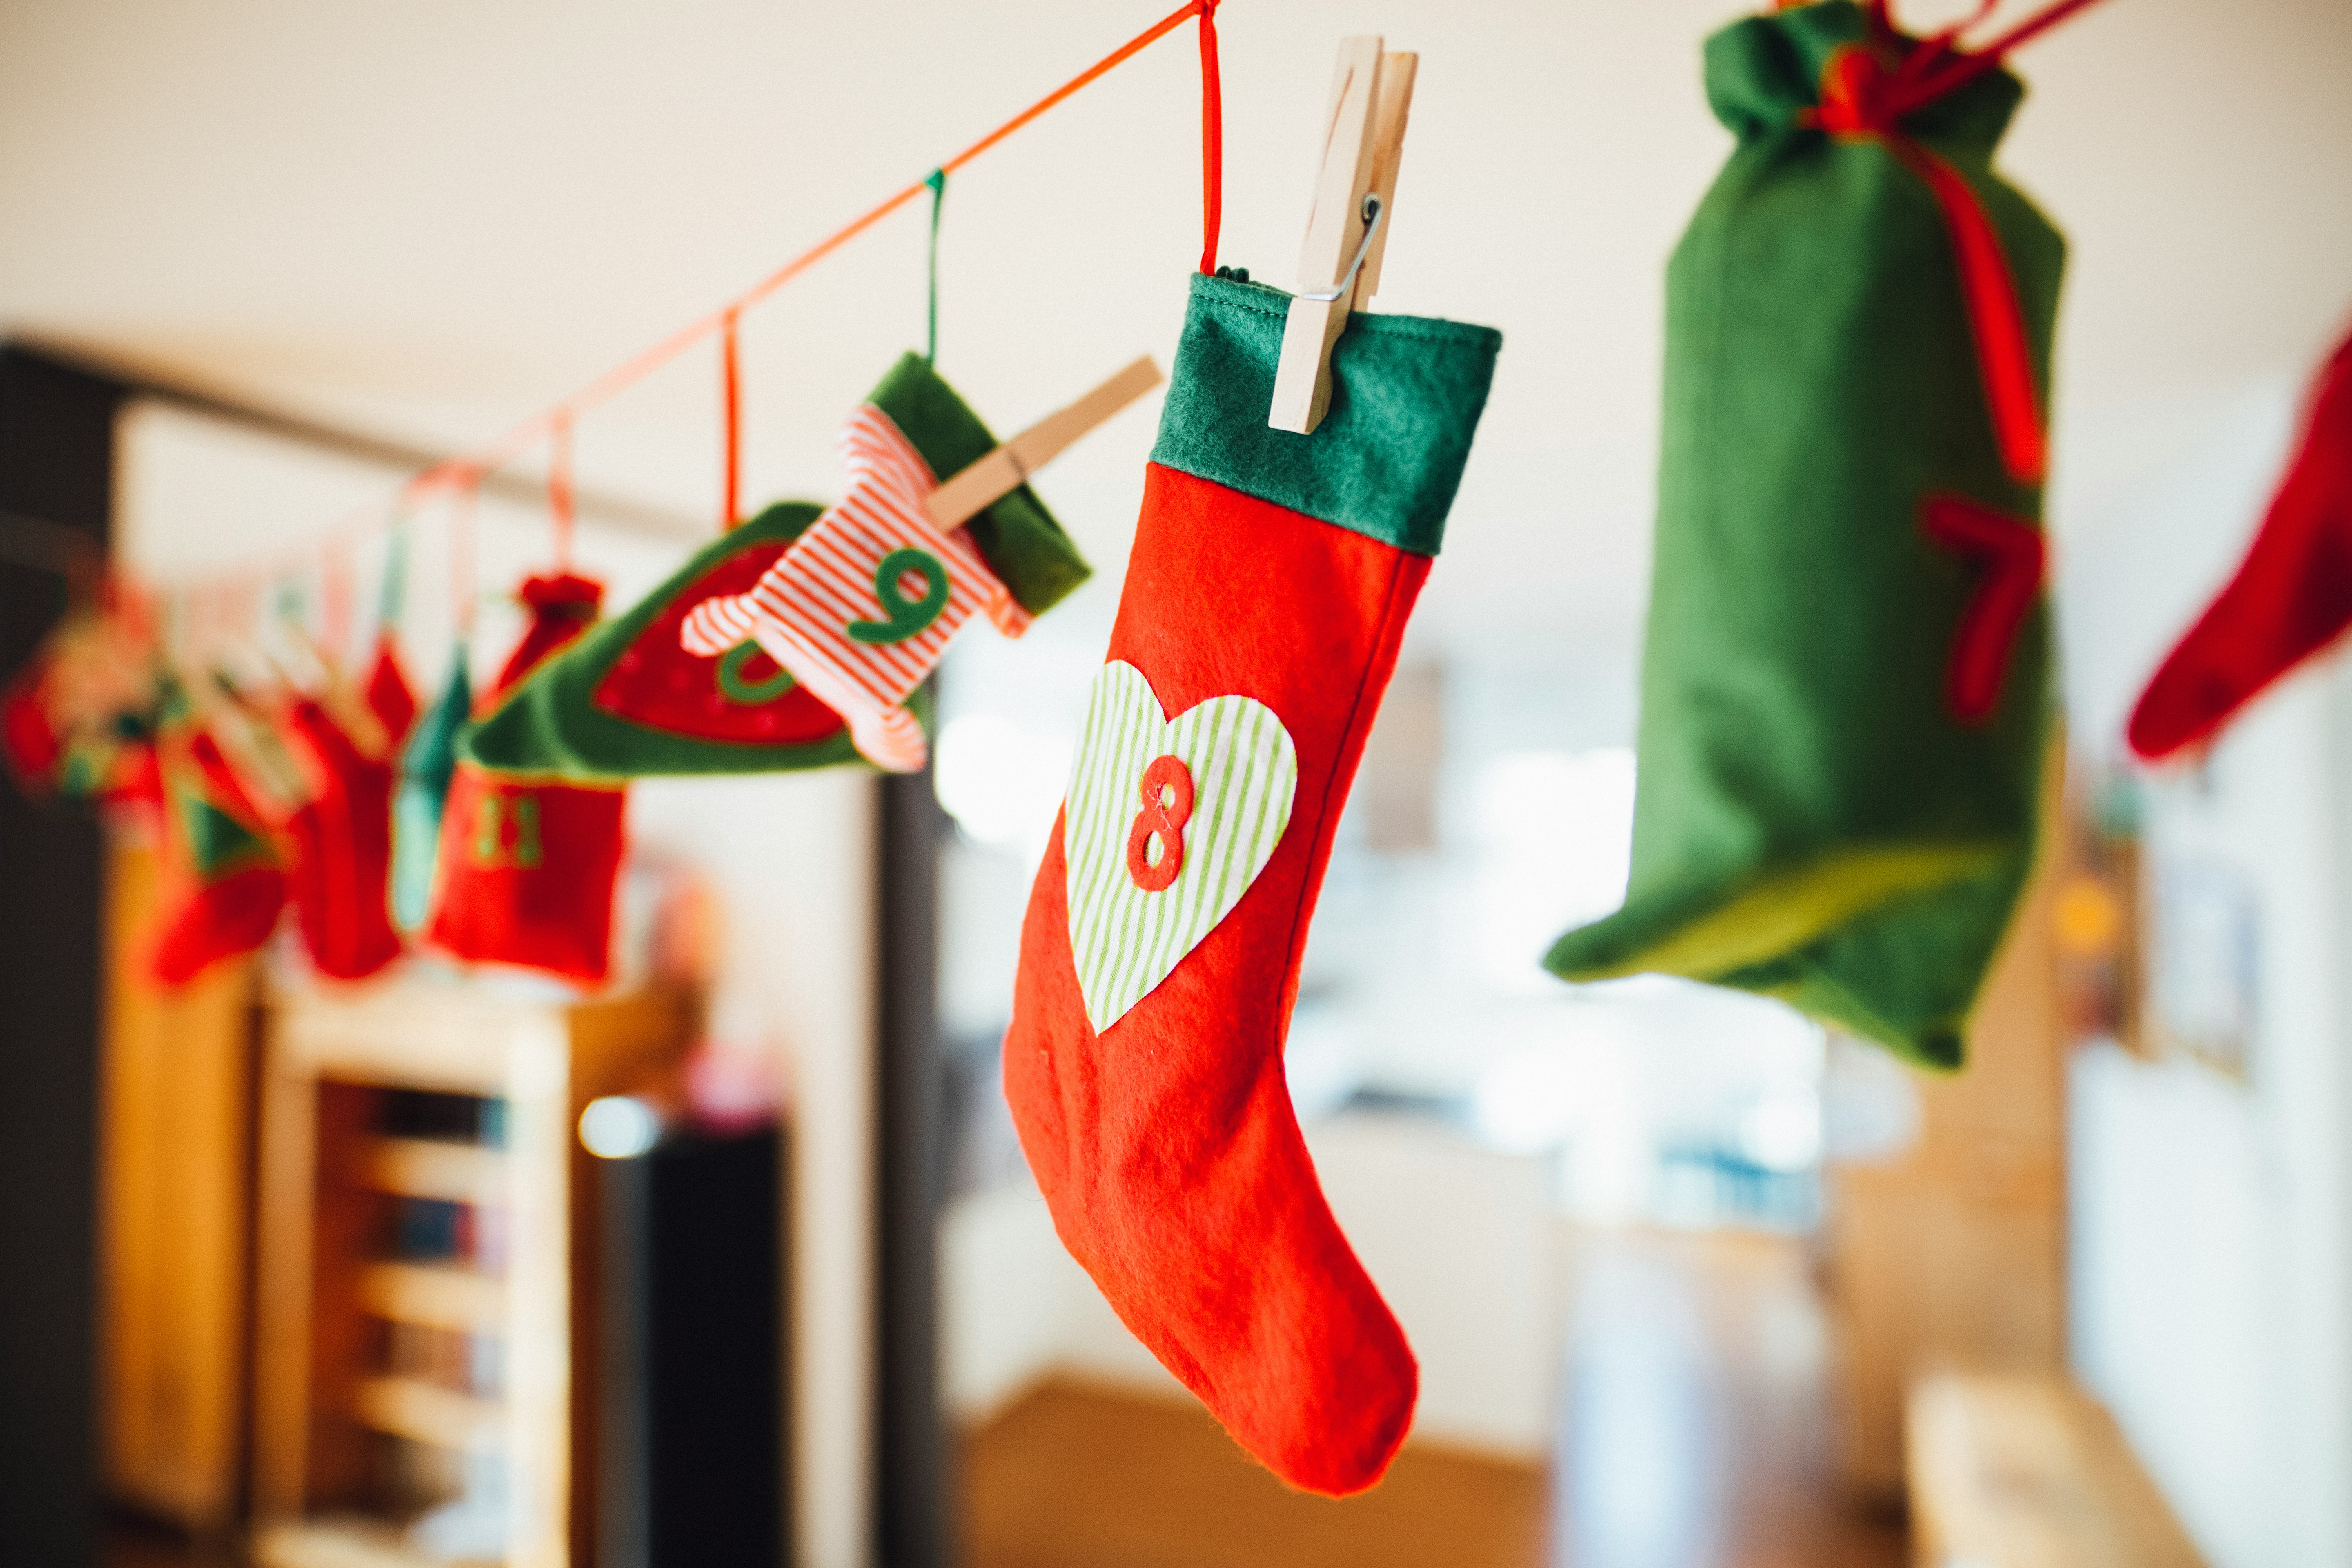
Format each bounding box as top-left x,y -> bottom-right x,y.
848,548 -> 949,645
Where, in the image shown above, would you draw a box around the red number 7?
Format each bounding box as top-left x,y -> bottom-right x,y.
1921,494 -> 2045,726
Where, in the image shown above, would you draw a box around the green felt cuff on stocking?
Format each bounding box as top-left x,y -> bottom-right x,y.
1151,274 -> 1501,556
1544,0 -> 2065,1071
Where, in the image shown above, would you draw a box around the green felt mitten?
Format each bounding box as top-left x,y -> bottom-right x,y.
1545,1 -> 2065,1069
464,352 -> 1087,780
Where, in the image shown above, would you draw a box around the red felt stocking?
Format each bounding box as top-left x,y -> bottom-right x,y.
2129,330 -> 2352,760
1002,274 -> 1499,1497
424,572 -> 626,986
151,728 -> 289,985
282,697 -> 402,981
365,630 -> 419,744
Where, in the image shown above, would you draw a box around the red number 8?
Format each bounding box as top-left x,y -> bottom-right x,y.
1124,754 -> 1194,893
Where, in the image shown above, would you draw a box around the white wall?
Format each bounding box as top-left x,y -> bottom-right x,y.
2058,383 -> 2352,1567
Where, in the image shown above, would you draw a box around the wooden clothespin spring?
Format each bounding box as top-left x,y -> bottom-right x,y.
1269,39 -> 1418,436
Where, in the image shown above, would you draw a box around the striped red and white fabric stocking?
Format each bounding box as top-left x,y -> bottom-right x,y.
679,403 -> 1029,771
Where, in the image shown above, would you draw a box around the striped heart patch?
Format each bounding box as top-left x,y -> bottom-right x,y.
1062,661 -> 1298,1034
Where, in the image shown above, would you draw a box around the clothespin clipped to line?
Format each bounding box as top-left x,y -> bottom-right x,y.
1270,38 -> 1417,436
926,355 -> 1165,530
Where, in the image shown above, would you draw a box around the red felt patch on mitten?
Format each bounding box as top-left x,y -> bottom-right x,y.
590,539 -> 846,746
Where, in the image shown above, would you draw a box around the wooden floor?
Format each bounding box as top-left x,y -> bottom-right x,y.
961,1229 -> 1908,1568
106,1230 -> 1904,1568
963,1381 -> 1547,1568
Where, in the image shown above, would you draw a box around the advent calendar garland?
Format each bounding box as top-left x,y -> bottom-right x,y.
464,352 -> 1089,782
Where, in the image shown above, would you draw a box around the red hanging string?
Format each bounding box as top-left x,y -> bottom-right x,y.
1198,0 -> 1223,274
1880,0 -> 2116,119
449,470 -> 479,639
548,412 -> 575,568
1806,36 -> 2067,485
721,307 -> 744,530
322,540 -> 355,662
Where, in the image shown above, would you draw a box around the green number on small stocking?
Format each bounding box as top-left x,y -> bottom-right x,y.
472,788 -> 543,869
848,548 -> 949,645
717,640 -> 797,704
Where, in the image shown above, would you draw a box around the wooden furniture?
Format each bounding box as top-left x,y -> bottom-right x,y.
1825,766 -> 2070,1500
100,840 -> 261,1536
1907,1371 -> 2207,1567
250,983 -> 693,1568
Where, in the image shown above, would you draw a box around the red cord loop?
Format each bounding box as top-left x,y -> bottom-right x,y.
1804,44 -> 2047,484
1197,0 -> 1223,275
548,412 -> 576,568
721,308 -> 744,530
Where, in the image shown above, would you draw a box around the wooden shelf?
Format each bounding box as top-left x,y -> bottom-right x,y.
352,1375 -> 503,1450
254,1516 -> 491,1568
358,1138 -> 507,1205
254,983 -> 697,1567
356,1263 -> 506,1334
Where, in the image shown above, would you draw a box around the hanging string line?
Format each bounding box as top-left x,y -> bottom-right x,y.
924,169 -> 948,365
378,514 -> 409,630
548,410 -> 575,569
721,307 -> 743,529
1879,0 -> 2115,118
450,469 -> 479,639
1198,0 -> 1223,274
154,0 -> 1221,604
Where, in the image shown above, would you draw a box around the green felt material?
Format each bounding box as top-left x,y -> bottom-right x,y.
869,351 -> 1091,617
393,654 -> 470,931
1544,1 -> 2065,1070
1149,272 -> 1501,557
461,502 -> 869,780
181,791 -> 269,880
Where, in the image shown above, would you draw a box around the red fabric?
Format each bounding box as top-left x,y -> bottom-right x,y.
282,699 -> 402,982
153,864 -> 287,985
1,661 -> 62,791
365,632 -> 419,743
427,572 -> 627,985
424,766 -> 626,985
150,730 -> 288,986
1004,463 -> 1421,1497
1811,44 -> 2046,484
2129,331 -> 2352,760
492,572 -> 604,701
591,540 -> 848,746
1921,493 -> 2045,723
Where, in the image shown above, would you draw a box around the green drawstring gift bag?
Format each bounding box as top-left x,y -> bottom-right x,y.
1546,0 -> 2065,1069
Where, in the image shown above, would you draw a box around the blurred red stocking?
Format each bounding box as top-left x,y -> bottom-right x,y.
2129,330 -> 2352,760
151,727 -> 288,985
282,695 -> 402,981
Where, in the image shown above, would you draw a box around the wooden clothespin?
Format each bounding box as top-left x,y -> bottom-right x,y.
1269,39 -> 1418,435
927,356 -> 1165,530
